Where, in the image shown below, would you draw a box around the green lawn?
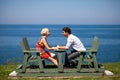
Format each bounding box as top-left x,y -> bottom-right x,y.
0,62 -> 120,80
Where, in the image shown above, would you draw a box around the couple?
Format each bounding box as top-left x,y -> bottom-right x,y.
36,27 -> 86,67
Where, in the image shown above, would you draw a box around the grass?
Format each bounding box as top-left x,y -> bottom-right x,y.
0,62 -> 120,80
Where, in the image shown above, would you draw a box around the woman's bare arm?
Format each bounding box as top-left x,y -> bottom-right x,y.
42,38 -> 53,50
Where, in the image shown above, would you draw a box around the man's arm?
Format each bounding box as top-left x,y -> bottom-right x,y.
57,45 -> 68,50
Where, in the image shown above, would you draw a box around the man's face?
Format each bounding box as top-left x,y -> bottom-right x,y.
62,31 -> 68,37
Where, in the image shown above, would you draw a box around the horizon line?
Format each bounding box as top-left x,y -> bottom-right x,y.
0,23 -> 120,25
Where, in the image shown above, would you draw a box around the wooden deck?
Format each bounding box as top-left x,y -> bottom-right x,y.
9,64 -> 105,78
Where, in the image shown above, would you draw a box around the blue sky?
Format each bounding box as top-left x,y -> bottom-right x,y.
0,0 -> 120,24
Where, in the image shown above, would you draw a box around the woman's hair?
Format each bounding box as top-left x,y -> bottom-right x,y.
62,27 -> 71,34
41,28 -> 49,35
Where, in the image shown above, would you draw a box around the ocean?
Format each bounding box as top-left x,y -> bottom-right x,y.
0,24 -> 120,64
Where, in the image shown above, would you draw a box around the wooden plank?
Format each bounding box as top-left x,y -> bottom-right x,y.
15,68 -> 104,77
14,64 -> 105,77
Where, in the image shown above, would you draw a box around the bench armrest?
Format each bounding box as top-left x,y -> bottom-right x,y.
86,48 -> 97,52
30,48 -> 39,51
23,48 -> 40,53
86,48 -> 91,50
78,48 -> 97,55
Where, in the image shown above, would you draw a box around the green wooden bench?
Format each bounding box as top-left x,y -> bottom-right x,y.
20,37 -> 45,73
9,36 -> 105,77
77,36 -> 100,72
19,37 -> 102,73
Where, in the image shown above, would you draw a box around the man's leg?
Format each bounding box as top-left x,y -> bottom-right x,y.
68,52 -> 80,67
64,52 -> 72,67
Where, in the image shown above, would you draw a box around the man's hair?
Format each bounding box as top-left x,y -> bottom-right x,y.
62,27 -> 71,34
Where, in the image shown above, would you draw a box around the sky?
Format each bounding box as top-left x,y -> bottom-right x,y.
0,0 -> 120,25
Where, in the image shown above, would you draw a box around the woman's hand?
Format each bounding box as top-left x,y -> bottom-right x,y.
52,47 -> 58,50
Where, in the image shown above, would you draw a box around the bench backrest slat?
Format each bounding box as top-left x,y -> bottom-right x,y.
91,36 -> 99,51
20,37 -> 32,56
21,37 -> 30,50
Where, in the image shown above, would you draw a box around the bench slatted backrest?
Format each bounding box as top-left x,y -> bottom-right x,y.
91,36 -> 99,52
21,37 -> 32,57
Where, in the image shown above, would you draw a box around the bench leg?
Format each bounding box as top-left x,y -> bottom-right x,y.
37,53 -> 44,73
58,52 -> 64,73
92,53 -> 99,72
22,54 -> 28,73
77,53 -> 84,72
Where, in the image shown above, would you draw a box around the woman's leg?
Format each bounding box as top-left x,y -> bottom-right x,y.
47,57 -> 58,67
50,52 -> 58,62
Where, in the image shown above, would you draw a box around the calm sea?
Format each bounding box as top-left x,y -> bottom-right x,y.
0,24 -> 120,64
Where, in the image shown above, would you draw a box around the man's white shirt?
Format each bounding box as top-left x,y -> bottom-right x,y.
66,34 -> 86,51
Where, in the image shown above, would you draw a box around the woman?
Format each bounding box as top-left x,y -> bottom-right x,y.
36,28 -> 58,67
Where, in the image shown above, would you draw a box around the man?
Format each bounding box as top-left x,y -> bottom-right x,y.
57,27 -> 86,67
